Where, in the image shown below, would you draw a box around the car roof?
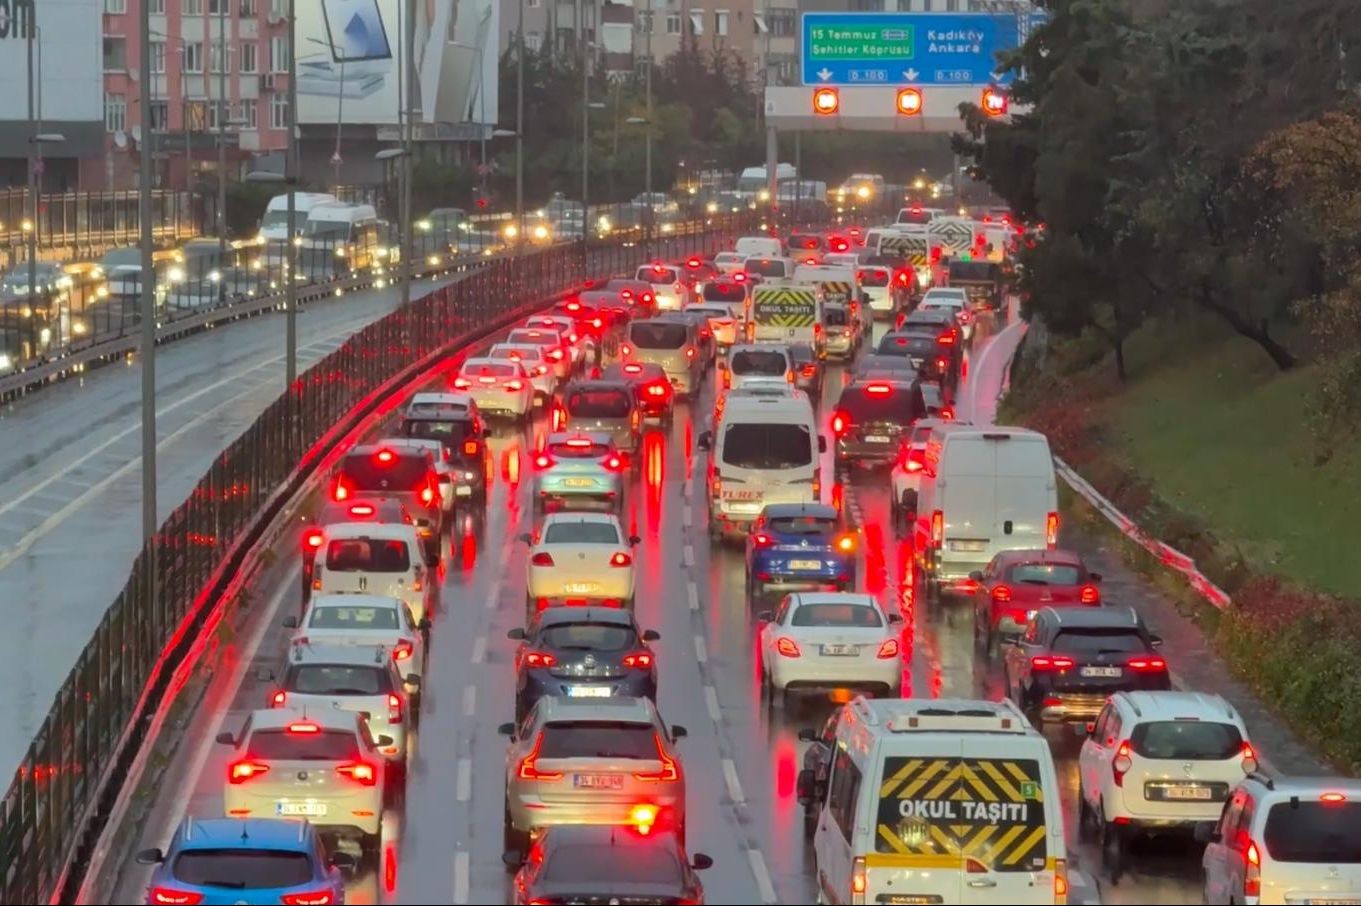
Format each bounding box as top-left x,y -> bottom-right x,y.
307,592 -> 403,610
730,343 -> 789,355
321,522 -> 417,540
247,706 -> 360,732
175,817 -> 314,852
290,642 -> 393,666
535,607 -> 636,629
563,379 -> 633,394
993,549 -> 1084,568
1244,775 -> 1361,797
789,591 -> 881,609
1112,691 -> 1240,723
537,695 -> 656,722
542,511 -> 621,527
377,436 -> 441,451
903,309 -> 955,323
760,502 -> 840,520
545,430 -> 615,446
1043,605 -> 1142,628
461,357 -> 517,369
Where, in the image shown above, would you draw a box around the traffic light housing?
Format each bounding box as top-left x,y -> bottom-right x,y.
895,88 -> 923,116
813,87 -> 840,116
982,87 -> 1008,116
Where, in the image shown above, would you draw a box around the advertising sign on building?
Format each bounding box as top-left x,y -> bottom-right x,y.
0,0 -> 102,123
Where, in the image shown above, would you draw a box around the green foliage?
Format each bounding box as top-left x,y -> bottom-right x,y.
223,181 -> 279,238
411,158 -> 476,210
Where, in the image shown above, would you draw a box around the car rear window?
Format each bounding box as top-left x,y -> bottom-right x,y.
287,664 -> 390,696
642,267 -> 679,284
340,453 -> 429,490
318,501 -> 402,524
898,209 -> 932,224
731,349 -> 788,375
538,722 -> 658,759
538,622 -> 637,652
859,268 -> 891,287
1008,563 -> 1082,586
903,312 -> 954,329
544,845 -> 682,885
565,389 -> 631,418
825,307 -> 849,326
789,234 -> 822,250
172,850 -> 314,888
462,362 -> 517,379
791,603 -> 883,628
766,515 -> 837,535
1263,801 -> 1361,863
629,321 -> 688,349
1051,630 -> 1146,655
838,384 -> 922,422
325,539 -> 411,572
721,423 -> 813,469
1129,721 -> 1243,760
703,282 -> 746,302
507,330 -> 557,347
544,522 -> 620,544
490,346 -> 542,363
308,605 -> 400,630
745,258 -> 787,278
247,728 -> 362,761
878,333 -> 939,357
401,417 -> 471,445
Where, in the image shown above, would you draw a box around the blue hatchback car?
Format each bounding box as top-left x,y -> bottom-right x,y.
137,816 -> 352,905
744,502 -> 857,602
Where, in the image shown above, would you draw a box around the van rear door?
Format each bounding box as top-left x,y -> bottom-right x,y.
992,435 -> 1057,553
938,437 -> 998,576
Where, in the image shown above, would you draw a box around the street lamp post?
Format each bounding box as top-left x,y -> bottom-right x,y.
642,3 -> 652,254
515,0 -> 525,243
401,0 -> 414,311
216,0 -> 227,301
138,0 -> 159,609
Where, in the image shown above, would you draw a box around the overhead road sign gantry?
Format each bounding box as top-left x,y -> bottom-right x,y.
801,11 -> 1042,88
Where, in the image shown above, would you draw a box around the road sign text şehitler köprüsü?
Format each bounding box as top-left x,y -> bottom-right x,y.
809,26 -> 986,60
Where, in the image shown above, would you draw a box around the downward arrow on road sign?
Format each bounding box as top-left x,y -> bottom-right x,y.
817,68 -> 833,81
904,68 -> 920,81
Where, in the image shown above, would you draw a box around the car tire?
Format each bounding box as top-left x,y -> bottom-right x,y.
360,832 -> 381,862
1077,786 -> 1097,843
781,687 -> 799,714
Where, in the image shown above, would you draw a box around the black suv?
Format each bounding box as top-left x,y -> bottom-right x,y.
397,406 -> 488,504
1003,606 -> 1170,728
830,377 -> 926,470
877,328 -> 960,394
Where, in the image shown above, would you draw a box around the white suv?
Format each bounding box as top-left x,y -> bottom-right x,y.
1078,691 -> 1257,882
1201,774 -> 1361,905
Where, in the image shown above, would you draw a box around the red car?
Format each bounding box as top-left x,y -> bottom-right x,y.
969,549 -> 1102,652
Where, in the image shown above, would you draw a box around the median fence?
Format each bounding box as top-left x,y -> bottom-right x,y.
0,210 -> 762,906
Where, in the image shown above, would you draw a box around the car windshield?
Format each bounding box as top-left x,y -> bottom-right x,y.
642,267 -> 679,284
878,333 -> 939,357
303,219 -> 349,239
491,346 -> 542,363
288,664 -> 388,696
1008,563 -> 1082,586
859,269 -> 891,287
539,622 -> 638,652
629,322 -> 688,349
1128,721 -> 1243,760
731,349 -> 788,375
308,605 -> 400,630
1263,801 -> 1361,863
401,418 -> 470,445
1051,630 -> 1146,655
172,850 -> 314,888
767,515 -> 837,536
789,234 -> 823,250
544,844 -> 682,885
838,385 -> 920,422
745,259 -> 787,277
825,307 -> 849,327
324,539 -> 411,572
539,722 -> 658,759
549,441 -> 611,459
248,728 -> 362,761
703,283 -> 746,302
791,603 -> 883,627
340,454 -> 428,490
507,331 -> 557,347
721,423 -> 813,469
566,389 -> 631,418
544,522 -> 620,544
462,362 -> 517,379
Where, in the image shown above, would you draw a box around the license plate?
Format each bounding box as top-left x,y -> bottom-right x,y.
729,502 -> 761,514
865,434 -> 891,443
950,539 -> 987,552
455,486 -> 472,497
909,357 -> 923,366
573,773 -> 624,790
1309,900 -> 1361,905
821,644 -> 858,657
1081,666 -> 1123,678
277,801 -> 327,817
1165,786 -> 1213,801
789,559 -> 823,570
565,685 -> 612,698
564,582 -> 601,593
562,478 -> 594,488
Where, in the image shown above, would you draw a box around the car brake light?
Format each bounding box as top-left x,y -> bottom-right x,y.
959,310 -> 972,324
836,533 -> 857,553
463,440 -> 480,457
332,476 -> 352,501
1046,511 -> 1059,547
930,509 -> 943,547
281,891 -> 336,906
1080,584 -> 1100,604
733,272 -> 747,283
336,762 -> 378,786
1054,858 -> 1068,904
388,692 -> 403,723
1030,655 -> 1075,671
684,346 -> 696,359
622,651 -> 653,668
229,760 -> 270,783
633,733 -> 680,782
420,484 -> 435,504
270,690 -> 286,707
303,529 -> 324,550
1112,740 -> 1132,787
518,733 -> 564,781
453,377 -> 471,389
623,362 -> 642,374
524,650 -> 557,668
938,332 -> 955,345
375,448 -> 395,464
610,551 -> 632,567
775,636 -> 801,658
286,721 -> 320,735
896,271 -> 910,286
530,552 -> 555,567
646,383 -> 667,397
876,638 -> 899,659
1241,742 -> 1258,774
751,532 -> 773,548
901,447 -> 925,473
393,640 -> 414,661
991,584 -> 1012,603
547,349 -> 564,361
604,454 -> 625,471
630,803 -> 661,834
939,406 -> 955,420
506,379 -> 524,391
831,410 -> 850,437
150,888 -> 205,906
851,856 -> 867,900
1127,655 -> 1167,672
864,382 -> 892,395
534,453 -> 553,469
1245,840 -> 1261,897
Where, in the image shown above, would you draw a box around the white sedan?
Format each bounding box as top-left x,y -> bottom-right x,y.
282,592 -> 428,683
758,592 -> 904,707
452,357 -> 534,420
519,512 -> 640,614
488,342 -> 556,402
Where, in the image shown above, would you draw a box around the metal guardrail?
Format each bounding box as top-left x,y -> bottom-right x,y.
0,209 -> 770,906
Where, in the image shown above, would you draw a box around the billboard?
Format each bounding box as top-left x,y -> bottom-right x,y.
0,0 -> 102,123
296,0 -> 499,127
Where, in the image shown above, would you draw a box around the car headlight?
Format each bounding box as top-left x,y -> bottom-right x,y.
706,202 -> 718,214
597,216 -> 612,234
208,269 -> 221,283
504,224 -> 520,239
757,189 -> 771,202
533,224 -> 549,241
167,266 -> 185,283
416,219 -> 432,232
856,186 -> 871,199
0,353 -> 11,372
335,246 -> 347,258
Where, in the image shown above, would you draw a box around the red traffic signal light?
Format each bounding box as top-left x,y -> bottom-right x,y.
982,87 -> 1008,116
895,88 -> 923,116
813,87 -> 840,116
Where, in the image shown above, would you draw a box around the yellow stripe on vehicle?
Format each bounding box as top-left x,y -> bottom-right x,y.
879,758 -> 924,799
864,852 -> 965,870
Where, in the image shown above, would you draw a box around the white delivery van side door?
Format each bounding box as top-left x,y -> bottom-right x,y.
813,741 -> 863,904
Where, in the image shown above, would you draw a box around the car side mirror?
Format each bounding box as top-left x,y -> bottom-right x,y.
135,847 -> 164,865
797,727 -> 818,742
501,850 -> 523,868
215,731 -> 236,746
255,667 -> 275,682
818,436 -> 828,453
1150,635 -> 1164,649
375,734 -> 394,747
1194,823 -> 1220,845
697,431 -> 712,450
419,617 -> 432,630
629,535 -> 642,545
518,531 -> 532,543
642,629 -> 661,642
796,767 -> 817,803
757,609 -> 773,623
968,570 -> 984,582
691,853 -> 714,871
1089,572 -> 1103,583
329,851 -> 358,870
282,615 -> 299,629
888,612 -> 904,623
498,722 -> 516,737
671,724 -> 688,739
507,627 -> 527,640
404,674 -> 421,689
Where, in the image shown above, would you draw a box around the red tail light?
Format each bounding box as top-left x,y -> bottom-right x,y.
609,551 -> 632,567
864,382 -> 892,395
991,584 -> 1012,603
270,690 -> 286,707
453,377 -> 471,389
1080,584 -> 1100,604
463,440 -> 480,456
534,453 -> 554,469
332,476 -> 353,502
1046,511 -> 1059,547
930,509 -> 943,547
1127,655 -> 1167,672
286,721 -> 320,735
938,332 -> 956,346
775,636 -> 801,658
751,532 -> 773,548
281,891 -> 335,906
150,889 -> 205,906
348,503 -> 375,517
801,364 -> 817,377
1112,740 -> 1132,786
375,448 -> 396,464
393,640 -> 414,661
684,346 -> 696,359
1245,840 -> 1261,897
876,638 -> 900,659
303,529 -> 324,550
530,552 -> 555,567
387,692 -> 403,723
518,733 -> 564,781
506,379 -> 524,391
642,292 -> 654,304
623,362 -> 643,374
603,454 -> 625,472
831,410 -> 850,437
896,270 -> 910,286
547,349 -> 564,361
935,357 -> 948,372
229,760 -> 270,783
591,317 -> 603,329
646,382 -> 668,397
930,247 -> 942,263
1030,655 -> 1075,671
1241,742 -> 1259,773
622,651 -> 653,668
524,650 -> 557,668
902,447 -> 926,473
336,762 -> 378,786
733,272 -> 747,283
633,733 -> 681,782
420,484 -> 435,505
939,406 -> 955,420
620,343 -> 633,356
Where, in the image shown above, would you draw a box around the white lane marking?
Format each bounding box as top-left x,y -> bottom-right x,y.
456,758 -> 472,802
486,578 -> 503,610
453,850 -> 470,904
462,685 -> 476,717
683,478 -> 692,496
682,544 -> 695,567
722,758 -> 744,804
683,504 -> 692,527
704,686 -> 721,723
746,848 -> 778,904
471,636 -> 487,664
498,543 -> 513,569
693,634 -> 708,664
686,582 -> 699,611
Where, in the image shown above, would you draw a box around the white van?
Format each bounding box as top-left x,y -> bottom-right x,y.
746,282 -> 822,351
808,697 -> 1069,906
913,425 -> 1058,601
700,391 -> 824,540
634,262 -> 690,311
299,203 -> 383,278
311,522 -> 435,624
735,235 -> 784,259
258,192 -> 338,247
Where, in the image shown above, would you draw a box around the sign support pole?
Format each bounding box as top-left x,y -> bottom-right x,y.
765,124 -> 777,224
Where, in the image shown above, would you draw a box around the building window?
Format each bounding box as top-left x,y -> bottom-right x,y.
207,99 -> 231,130
240,42 -> 257,73
149,40 -> 166,73
240,98 -> 257,129
104,93 -> 127,132
665,12 -> 680,34
208,0 -> 229,12
946,0 -> 959,9
149,101 -> 169,130
209,42 -> 229,73
525,30 -> 542,51
239,0 -> 255,13
714,10 -> 728,35
270,36 -> 288,72
185,100 -> 207,130
527,0 -> 540,6
149,0 -> 164,12
105,0 -> 127,13
852,0 -> 882,9
768,8 -> 794,36
270,93 -> 288,129
103,37 -> 127,72
183,41 -> 203,72
184,0 -> 203,13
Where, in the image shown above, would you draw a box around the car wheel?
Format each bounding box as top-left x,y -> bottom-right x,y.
1077,786 -> 1097,842
360,832 -> 381,862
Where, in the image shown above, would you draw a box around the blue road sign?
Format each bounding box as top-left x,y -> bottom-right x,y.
801,12 -> 1041,88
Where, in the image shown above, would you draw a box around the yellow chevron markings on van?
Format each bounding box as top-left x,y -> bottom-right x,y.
1000,826 -> 1047,867
879,758 -> 923,799
898,759 -> 949,801
973,760 -> 1016,801
924,762 -> 964,800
